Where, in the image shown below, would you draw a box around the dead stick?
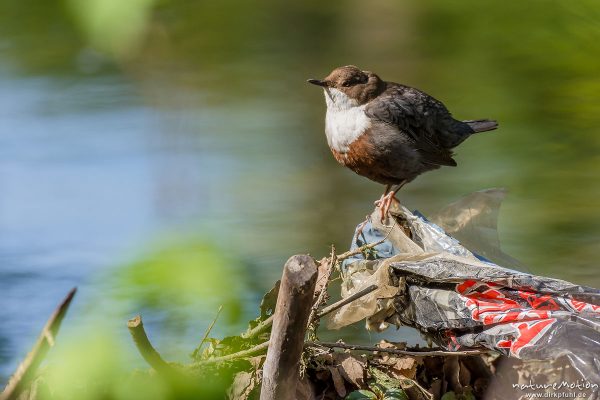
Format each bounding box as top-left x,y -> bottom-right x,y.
316,284 -> 378,318
193,341 -> 270,366
260,255 -> 318,400
127,315 -> 173,374
196,338 -> 486,366
336,238 -> 386,261
306,341 -> 488,357
1,288 -> 77,400
336,222 -> 395,261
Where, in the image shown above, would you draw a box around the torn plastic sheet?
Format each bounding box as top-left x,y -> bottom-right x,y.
428,188 -> 524,270
331,189 -> 600,383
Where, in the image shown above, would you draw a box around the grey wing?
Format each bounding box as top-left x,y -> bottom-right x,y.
364,85 -> 460,167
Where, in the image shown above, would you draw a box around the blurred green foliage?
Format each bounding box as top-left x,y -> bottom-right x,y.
64,0 -> 156,58
116,237 -> 245,322
41,328 -> 234,399
36,237 -> 247,399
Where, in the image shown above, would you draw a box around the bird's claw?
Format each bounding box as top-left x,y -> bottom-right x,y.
375,191 -> 396,223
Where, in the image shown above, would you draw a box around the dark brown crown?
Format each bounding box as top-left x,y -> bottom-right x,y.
309,65 -> 386,104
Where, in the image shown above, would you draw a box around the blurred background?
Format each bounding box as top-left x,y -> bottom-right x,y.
0,0 -> 598,396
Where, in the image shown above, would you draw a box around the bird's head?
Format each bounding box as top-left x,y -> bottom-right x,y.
307,65 -> 385,108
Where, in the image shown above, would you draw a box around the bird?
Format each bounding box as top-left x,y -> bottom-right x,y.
307,65 -> 498,221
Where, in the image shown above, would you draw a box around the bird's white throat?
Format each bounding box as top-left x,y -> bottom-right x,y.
324,88 -> 371,153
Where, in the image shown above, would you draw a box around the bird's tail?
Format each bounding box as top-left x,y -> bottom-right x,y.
463,119 -> 498,133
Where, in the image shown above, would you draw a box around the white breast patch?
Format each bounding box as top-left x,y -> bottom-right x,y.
324,88 -> 371,153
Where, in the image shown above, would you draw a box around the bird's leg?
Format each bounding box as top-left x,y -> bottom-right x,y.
377,191 -> 395,222
376,181 -> 407,222
374,185 -> 394,222
357,186 -> 395,239
374,185 -> 392,207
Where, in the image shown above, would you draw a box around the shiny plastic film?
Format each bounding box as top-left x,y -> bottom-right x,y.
330,188 -> 600,383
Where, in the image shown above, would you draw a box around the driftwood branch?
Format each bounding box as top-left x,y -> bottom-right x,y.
1,287 -> 77,400
306,341 -> 489,357
127,315 -> 174,375
260,255 -> 318,400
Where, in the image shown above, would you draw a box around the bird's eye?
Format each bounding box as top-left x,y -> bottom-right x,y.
342,74 -> 367,87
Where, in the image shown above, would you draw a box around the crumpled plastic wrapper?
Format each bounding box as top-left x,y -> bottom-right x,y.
330,188 -> 600,383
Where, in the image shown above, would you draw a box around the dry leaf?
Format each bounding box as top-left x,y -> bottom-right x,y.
389,356 -> 419,380
378,340 -> 407,350
336,353 -> 366,388
296,376 -> 315,400
458,361 -> 471,387
315,369 -> 331,381
248,355 -> 265,370
430,379 -> 442,400
314,257 -> 332,298
328,366 -> 347,397
227,371 -> 256,400
373,340 -> 420,379
259,280 -> 280,318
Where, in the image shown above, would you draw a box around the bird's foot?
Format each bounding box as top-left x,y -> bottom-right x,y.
373,191 -> 390,207
374,191 -> 396,223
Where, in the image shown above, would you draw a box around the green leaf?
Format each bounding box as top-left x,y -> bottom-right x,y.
346,390 -> 378,399
383,388 -> 409,400
441,389 -> 476,400
441,392 -> 456,400
367,368 -> 409,400
463,389 -> 476,400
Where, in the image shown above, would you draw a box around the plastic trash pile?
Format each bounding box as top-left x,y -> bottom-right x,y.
329,189 -> 600,383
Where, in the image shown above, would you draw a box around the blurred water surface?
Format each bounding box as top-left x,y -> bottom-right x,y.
0,0 -> 598,384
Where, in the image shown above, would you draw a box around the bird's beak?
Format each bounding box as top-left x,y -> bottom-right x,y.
307,79 -> 328,87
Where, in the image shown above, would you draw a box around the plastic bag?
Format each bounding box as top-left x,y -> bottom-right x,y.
331,189 -> 600,383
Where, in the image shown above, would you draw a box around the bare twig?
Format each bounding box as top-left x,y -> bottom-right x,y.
306,341 -> 489,357
127,315 -> 174,374
195,338 -> 487,367
316,284 -> 379,318
336,238 -> 386,261
194,341 -> 270,365
336,221 -> 396,261
1,288 -> 77,400
191,305 -> 223,359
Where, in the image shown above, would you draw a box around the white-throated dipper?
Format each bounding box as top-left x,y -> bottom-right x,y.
308,65 -> 498,221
